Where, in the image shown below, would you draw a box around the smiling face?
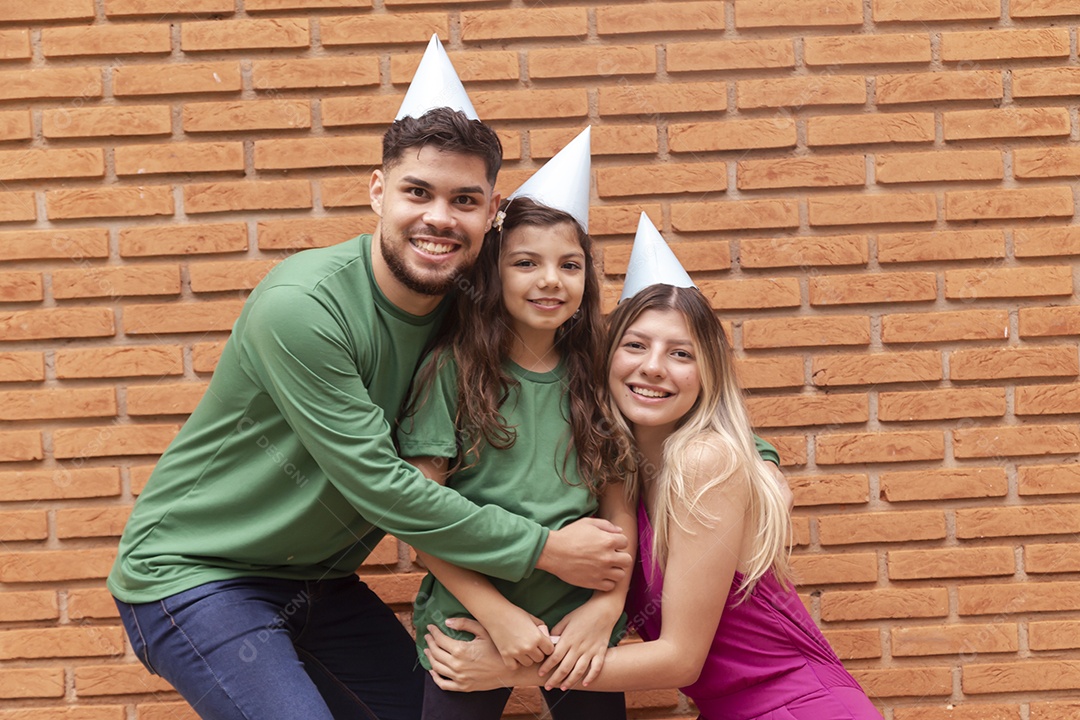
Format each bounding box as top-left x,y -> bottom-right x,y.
499,221 -> 586,337
369,145 -> 499,312
608,308 -> 702,436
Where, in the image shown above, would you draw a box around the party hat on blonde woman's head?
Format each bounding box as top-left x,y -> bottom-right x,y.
618,213 -> 696,302
395,35 -> 479,121
506,126 -> 592,232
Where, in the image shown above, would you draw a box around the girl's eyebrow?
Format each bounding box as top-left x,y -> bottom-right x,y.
624,328 -> 692,345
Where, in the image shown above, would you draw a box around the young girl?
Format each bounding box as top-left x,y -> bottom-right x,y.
424,256 -> 883,719
397,195 -> 635,719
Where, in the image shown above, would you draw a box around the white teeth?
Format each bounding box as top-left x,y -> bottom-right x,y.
413,239 -> 454,255
530,299 -> 561,307
631,386 -> 670,398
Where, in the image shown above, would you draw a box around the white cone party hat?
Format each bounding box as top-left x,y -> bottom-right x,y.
507,127 -> 592,233
618,213 -> 696,302
395,35 -> 479,121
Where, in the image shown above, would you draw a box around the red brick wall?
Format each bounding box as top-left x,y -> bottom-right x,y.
1,1 -> 1079,718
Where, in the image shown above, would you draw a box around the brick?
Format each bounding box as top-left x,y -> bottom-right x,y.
42,105 -> 170,139
808,112 -> 934,146
854,667 -> 952,698
0,308 -> 113,341
529,44 -> 654,79
1012,0 -> 1079,16
1014,67 -> 1080,98
183,100 -> 311,132
876,149 -> 1002,184
883,467 -> 1007,503
255,137 -> 382,170
133,704 -> 200,720
604,239 -> 730,275
0,510 -> 46,541
258,216 -> 373,251
0,110 -> 31,141
790,552 -> 877,585
0,388 -> 115,421
788,473 -> 869,506
320,96 -> 407,128
874,0 -> 999,21
1018,384 -> 1080,416
190,260 -> 277,293
0,271 -> 41,302
130,464 -> 155,494
965,660 -> 1080,694
43,23 -> 171,57
47,186 -> 173,220
0,30 -> 29,60
889,546 -> 1015,580
105,0 -> 233,14
791,516 -> 811,544
895,705 -> 1019,720
247,0 -> 369,8
0,431 -> 41,462
0,591 -> 57,622
738,75 -> 866,110
0,0 -> 93,21
822,628 -> 881,659
184,179 -> 311,214
68,588 -> 122,619
738,155 -> 865,190
461,8 -> 584,41
0,148 -> 103,181
951,346 -> 1078,381
1016,227 -> 1080,258
942,28 -> 1069,62
960,581 -> 1080,615
597,1 -> 723,34
0,668 -> 63,699
670,118 -> 796,152
1027,545 -> 1080,575
0,228 -> 108,263
893,622 -> 1017,657
0,626 -> 124,659
1030,620 -> 1080,651
805,34 -> 930,66
672,199 -> 798,232
746,393 -> 868,428
740,235 -> 867,268
321,177 -> 372,209
1020,465 -> 1080,496
0,352 -> 43,382
744,316 -> 870,349
876,71 -> 1001,104
667,38 -> 794,72
255,56 -> 378,91
359,571 -> 423,605
735,356 -> 804,389
391,50 -> 517,85
816,431 -> 945,465
959,504 -> 1080,539
0,548 -> 115,582
591,204 -> 662,237
324,16 -> 446,47
879,229 -> 1005,263
530,125 -> 656,159
810,271 -> 935,306
0,67 -> 101,101
736,0 -> 861,27
1020,307 -> 1080,338
954,425 -> 1080,459
54,424 -> 180,459
880,387 -> 1005,421
0,467 -> 120,501
124,299 -> 243,335
1016,147 -> 1080,180
944,107 -> 1071,140
598,162 -> 726,198
474,88 -> 588,121
127,382 -> 209,416
882,309 -> 1009,344
602,82 -> 724,118
0,192 -> 36,222
116,142 -> 244,177
114,62 -> 242,96
55,506 -> 131,538
75,663 -> 174,696
53,265 -> 180,300
822,587 -> 948,621
56,345 -> 183,379
946,265 -> 1072,300
182,18 -> 308,52
820,509 -> 945,544
809,193 -> 936,226
700,278 -> 802,311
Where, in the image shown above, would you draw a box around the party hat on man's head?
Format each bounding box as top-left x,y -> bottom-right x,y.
395,35 -> 479,121
507,126 -> 592,232
618,213 -> 696,302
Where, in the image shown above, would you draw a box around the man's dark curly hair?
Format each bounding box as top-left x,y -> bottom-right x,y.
382,107 -> 502,186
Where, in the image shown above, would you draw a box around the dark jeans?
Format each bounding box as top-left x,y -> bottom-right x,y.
114,575 -> 423,720
421,672 -> 625,720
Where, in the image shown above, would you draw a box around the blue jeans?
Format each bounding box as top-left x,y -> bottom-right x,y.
114,575 -> 423,720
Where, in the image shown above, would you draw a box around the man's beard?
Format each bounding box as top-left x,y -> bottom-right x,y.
380,225 -> 469,297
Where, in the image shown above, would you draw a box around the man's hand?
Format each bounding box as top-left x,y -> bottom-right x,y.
536,518 -> 631,591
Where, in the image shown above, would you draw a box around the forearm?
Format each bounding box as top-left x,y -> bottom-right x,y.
521,636 -> 695,692
417,551 -> 518,627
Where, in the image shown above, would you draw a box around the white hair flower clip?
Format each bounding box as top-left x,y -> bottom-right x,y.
493,209 -> 506,232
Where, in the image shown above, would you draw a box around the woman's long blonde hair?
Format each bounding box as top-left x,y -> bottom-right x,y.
605,284 -> 792,597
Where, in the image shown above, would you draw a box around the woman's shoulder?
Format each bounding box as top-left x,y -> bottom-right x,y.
682,432 -> 742,479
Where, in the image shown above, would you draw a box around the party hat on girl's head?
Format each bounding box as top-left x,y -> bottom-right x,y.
618,213 -> 696,302
395,35 -> 479,121
506,126 -> 592,232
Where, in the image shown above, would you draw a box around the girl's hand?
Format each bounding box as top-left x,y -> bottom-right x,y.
538,601 -> 619,690
425,620 -> 526,692
480,607 -> 554,668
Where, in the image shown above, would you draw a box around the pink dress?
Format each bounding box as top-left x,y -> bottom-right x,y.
626,503 -> 883,720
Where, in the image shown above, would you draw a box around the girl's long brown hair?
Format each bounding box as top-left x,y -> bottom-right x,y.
405,196 -> 633,495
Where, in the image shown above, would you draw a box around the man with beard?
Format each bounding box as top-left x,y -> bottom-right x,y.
107,41 -> 631,720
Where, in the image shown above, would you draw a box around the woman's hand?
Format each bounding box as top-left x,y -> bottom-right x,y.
480,606 -> 554,668
425,619 -> 531,692
538,600 -> 620,690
